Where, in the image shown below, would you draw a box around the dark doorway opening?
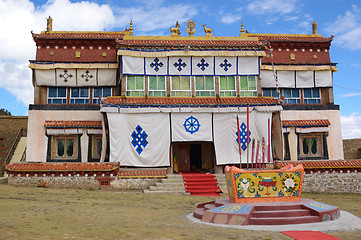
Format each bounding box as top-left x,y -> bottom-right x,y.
190,144 -> 202,171
172,142 -> 215,173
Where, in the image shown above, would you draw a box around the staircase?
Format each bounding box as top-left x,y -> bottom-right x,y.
143,174 -> 187,194
248,204 -> 320,225
215,174 -> 228,193
182,173 -> 220,196
193,199 -> 324,225
10,137 -> 27,163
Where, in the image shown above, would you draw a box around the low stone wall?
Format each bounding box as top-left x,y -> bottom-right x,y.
7,172 -> 361,193
303,172 -> 361,193
8,176 -> 100,189
111,178 -> 161,190
7,176 -> 162,190
343,138 -> 361,159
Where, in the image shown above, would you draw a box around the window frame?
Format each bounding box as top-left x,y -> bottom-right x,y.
262,88 -> 279,98
49,135 -> 79,161
195,76 -> 215,97
283,88 -> 301,104
239,75 -> 257,97
126,75 -> 145,96
299,133 -> 324,158
219,76 -> 236,97
148,76 -> 166,97
93,87 -> 112,104
48,87 -> 67,104
70,87 -> 90,104
170,76 -> 191,97
303,88 -> 321,104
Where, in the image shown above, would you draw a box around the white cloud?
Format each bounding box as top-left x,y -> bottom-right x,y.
0,62 -> 33,105
220,14 -> 242,24
0,0 -> 197,108
247,0 -> 298,15
341,112 -> 361,139
340,92 -> 361,98
114,4 -> 197,35
325,5 -> 361,50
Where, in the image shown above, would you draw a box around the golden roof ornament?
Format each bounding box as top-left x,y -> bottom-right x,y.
312,20 -> 318,35
203,24 -> 213,37
129,20 -> 134,36
186,20 -> 196,36
239,22 -> 245,36
46,16 -> 53,32
170,21 -> 181,36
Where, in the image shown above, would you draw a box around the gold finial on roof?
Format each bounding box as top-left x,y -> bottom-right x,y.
46,16 -> 53,32
203,24 -> 213,37
312,20 -> 318,35
240,22 -> 245,35
170,21 -> 181,36
129,20 -> 134,36
186,20 -> 196,36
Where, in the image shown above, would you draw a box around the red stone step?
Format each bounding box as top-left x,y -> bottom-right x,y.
193,208 -> 205,219
204,203 -> 217,211
182,173 -> 220,196
248,216 -> 320,225
190,192 -> 220,196
251,209 -> 312,218
185,185 -> 220,190
184,178 -> 217,182
184,182 -> 218,187
254,204 -> 303,211
182,173 -> 216,178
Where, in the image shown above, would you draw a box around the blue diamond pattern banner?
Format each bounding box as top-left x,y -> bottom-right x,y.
235,122 -> 251,151
131,125 -> 148,155
169,57 -> 191,75
122,56 -> 259,76
107,113 -> 170,167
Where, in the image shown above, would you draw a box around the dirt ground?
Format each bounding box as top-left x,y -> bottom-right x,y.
0,184 -> 360,240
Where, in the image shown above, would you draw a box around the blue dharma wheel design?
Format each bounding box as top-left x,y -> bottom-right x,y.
183,116 -> 200,134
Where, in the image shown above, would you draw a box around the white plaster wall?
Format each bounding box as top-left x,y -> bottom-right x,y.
26,110 -> 103,162
281,110 -> 344,160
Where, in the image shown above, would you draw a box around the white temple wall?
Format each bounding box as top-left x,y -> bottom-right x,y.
281,110 -> 344,160
26,110 -> 102,163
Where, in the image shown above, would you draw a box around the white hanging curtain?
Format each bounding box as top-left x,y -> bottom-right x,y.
35,69 -> 55,86
56,69 -> 77,86
260,70 -> 276,88
238,57 -> 259,75
214,57 -> 237,75
277,70 -> 295,88
98,69 -> 117,86
145,57 -> 168,75
213,111 -> 272,165
107,112 -> 171,167
171,113 -> 212,142
192,56 -> 214,75
122,56 -> 144,75
315,70 -> 332,87
296,71 -> 314,88
77,69 -> 97,86
169,57 -> 191,75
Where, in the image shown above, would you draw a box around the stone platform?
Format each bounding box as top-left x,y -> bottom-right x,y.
193,198 -> 340,226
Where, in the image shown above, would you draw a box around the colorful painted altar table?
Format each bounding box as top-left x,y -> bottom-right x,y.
225,164 -> 304,203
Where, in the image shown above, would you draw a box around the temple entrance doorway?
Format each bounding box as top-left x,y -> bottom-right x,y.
172,142 -> 215,173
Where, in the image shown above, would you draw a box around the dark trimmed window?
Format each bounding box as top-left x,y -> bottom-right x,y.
48,87 -> 67,104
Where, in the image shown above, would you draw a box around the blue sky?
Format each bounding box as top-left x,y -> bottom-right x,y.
1,0 -> 361,138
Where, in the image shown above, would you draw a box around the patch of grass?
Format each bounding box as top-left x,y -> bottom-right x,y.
0,185 -> 360,239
